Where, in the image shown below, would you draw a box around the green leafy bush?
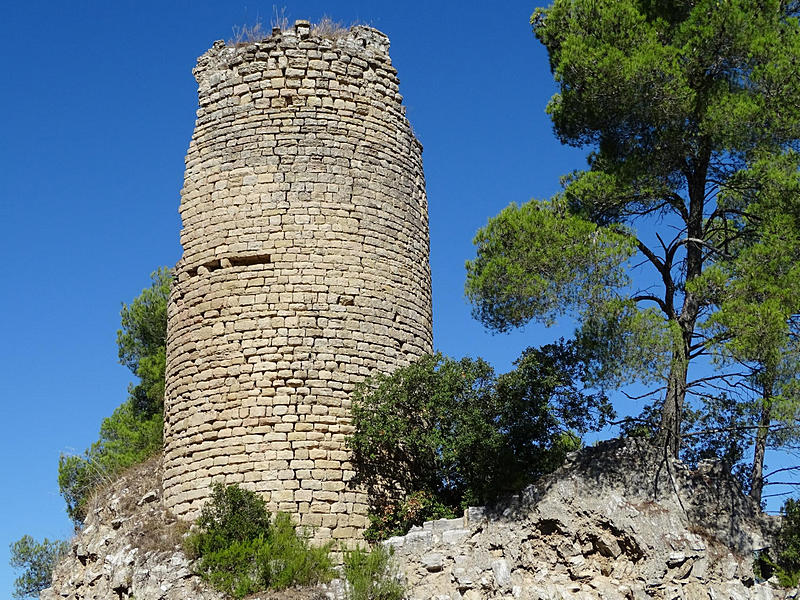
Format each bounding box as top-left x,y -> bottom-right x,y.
343,545 -> 404,600
364,491 -> 455,542
349,342 -> 611,539
9,535 -> 69,599
58,268 -> 170,525
186,483 -> 335,599
185,481 -> 272,555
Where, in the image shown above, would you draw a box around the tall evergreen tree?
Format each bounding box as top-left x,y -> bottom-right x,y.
691,152 -> 800,502
466,0 -> 800,456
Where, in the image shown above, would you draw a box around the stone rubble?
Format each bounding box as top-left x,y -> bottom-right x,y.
41,456 -> 220,600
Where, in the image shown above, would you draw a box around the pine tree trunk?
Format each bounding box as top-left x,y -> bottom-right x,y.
657,294 -> 698,459
749,390 -> 772,505
657,160 -> 707,458
658,344 -> 688,458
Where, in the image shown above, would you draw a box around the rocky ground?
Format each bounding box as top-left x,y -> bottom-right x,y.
41,455 -> 338,600
42,439 -> 799,600
388,438 -> 796,600
41,455 -> 220,600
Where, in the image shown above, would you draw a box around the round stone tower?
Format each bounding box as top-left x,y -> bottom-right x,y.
162,21 -> 432,541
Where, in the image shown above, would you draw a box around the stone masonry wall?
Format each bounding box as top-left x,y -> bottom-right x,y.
163,21 -> 432,542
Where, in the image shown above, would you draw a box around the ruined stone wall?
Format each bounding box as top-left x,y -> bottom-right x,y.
163,21 -> 432,541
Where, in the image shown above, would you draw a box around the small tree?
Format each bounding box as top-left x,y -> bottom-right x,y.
9,535 -> 68,599
349,343 -> 612,539
117,266 -> 171,418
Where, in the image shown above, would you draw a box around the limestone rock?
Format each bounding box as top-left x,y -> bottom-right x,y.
387,438 -> 796,600
42,455 -> 221,600
43,440 -> 800,600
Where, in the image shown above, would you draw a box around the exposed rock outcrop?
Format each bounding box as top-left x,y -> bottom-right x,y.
42,439 -> 798,600
41,455 -> 220,600
41,455 -> 338,600
388,438 -> 795,600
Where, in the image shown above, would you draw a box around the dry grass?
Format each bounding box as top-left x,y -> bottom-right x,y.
82,453 -> 191,554
227,12 -> 362,46
134,512 -> 191,554
271,5 -> 289,32
82,452 -> 162,521
243,586 -> 328,600
229,20 -> 267,46
311,17 -> 351,40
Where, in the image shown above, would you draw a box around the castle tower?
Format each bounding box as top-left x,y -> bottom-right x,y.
162,22 -> 432,541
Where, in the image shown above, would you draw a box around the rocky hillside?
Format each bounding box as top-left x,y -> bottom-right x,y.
388,438 -> 793,600
41,455 -> 219,600
42,439 -> 798,600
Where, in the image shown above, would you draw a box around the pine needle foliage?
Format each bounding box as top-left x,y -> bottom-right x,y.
9,535 -> 68,599
58,268 -> 171,525
468,0 -> 800,459
185,483 -> 335,599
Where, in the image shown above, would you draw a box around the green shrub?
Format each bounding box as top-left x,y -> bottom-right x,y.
754,498 -> 800,587
186,483 -> 334,599
343,545 -> 404,600
349,342 -> 610,539
257,513 -> 334,590
186,482 -> 272,556
59,268 -> 171,526
775,498 -> 800,587
192,538 -> 262,598
9,535 -> 69,599
364,491 -> 455,542
58,402 -> 163,524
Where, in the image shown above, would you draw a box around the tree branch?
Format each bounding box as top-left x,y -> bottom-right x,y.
764,465 -> 800,479
621,387 -> 663,401
631,294 -> 669,313
683,422 -> 791,438
677,237 -> 733,260
762,490 -> 796,499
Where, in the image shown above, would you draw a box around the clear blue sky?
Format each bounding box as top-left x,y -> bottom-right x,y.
0,1 -> 794,597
